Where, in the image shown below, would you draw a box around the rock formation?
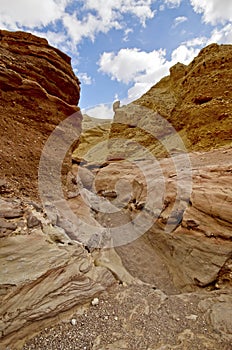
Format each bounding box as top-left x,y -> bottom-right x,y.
0,197 -> 116,349
0,30 -> 81,198
0,31 -> 117,349
72,114 -> 112,164
110,43 -> 232,159
1,33 -> 232,349
63,43 -> 232,348
67,44 -> 232,293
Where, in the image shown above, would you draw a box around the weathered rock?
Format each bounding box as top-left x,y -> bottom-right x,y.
72,114 -> 111,164
0,227 -> 115,349
26,212 -> 41,228
70,44 -> 232,293
69,147 -> 232,292
0,198 -> 23,219
0,30 -> 82,198
108,43 -> 232,161
0,218 -> 17,237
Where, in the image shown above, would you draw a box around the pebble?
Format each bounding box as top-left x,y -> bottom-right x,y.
70,318 -> 77,326
186,314 -> 198,321
91,297 -> 99,306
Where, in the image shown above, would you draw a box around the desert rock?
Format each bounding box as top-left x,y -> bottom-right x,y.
0,30 -> 82,198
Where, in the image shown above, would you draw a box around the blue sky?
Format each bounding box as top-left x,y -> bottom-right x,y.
1,0 -> 232,118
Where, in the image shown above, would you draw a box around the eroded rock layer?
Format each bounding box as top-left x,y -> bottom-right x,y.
67,147 -> 232,292
0,30 -> 81,198
0,197 -> 115,349
109,44 -> 232,159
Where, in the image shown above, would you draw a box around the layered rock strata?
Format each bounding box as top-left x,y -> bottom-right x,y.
0,197 -> 116,349
0,30 -> 81,198
109,44 -> 232,160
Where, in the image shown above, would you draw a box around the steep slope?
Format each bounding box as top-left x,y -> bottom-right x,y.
109,43 -> 232,160
0,30 -> 81,198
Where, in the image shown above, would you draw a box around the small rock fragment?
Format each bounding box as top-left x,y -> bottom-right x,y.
91,297 -> 99,306
27,212 -> 41,228
186,314 -> 198,321
71,318 -> 77,326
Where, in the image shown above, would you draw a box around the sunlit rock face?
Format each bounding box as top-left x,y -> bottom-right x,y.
69,43 -> 232,293
109,43 -> 232,160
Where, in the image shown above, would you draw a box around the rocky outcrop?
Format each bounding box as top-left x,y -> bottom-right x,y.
109,44 -> 232,159
72,114 -> 112,164
65,146 -> 232,293
0,30 -> 81,198
0,31 -> 117,349
1,35 -> 232,349
69,45 -> 232,293
0,197 -> 116,349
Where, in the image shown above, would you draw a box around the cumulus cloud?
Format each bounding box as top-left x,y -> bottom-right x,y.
0,0 -> 156,44
0,0 -> 69,29
190,0 -> 232,24
98,43 -> 200,102
61,0 -> 156,44
84,103 -> 114,119
62,11 -> 117,45
171,44 -> 199,62
208,23 -> 232,44
98,48 -> 167,84
78,72 -> 93,85
83,0 -> 156,27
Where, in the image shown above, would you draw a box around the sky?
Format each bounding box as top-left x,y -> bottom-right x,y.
1,0 -> 232,118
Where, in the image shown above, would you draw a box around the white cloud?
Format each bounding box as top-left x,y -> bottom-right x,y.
173,16 -> 188,27
208,23 -> 232,44
190,0 -> 232,24
61,0 -> 156,44
84,103 -> 114,119
164,0 -> 182,8
171,44 -> 199,62
98,48 -> 167,84
0,0 -> 157,46
78,72 -> 93,85
0,0 -> 70,28
123,28 -> 134,42
83,0 -> 156,27
62,11 -> 119,45
183,36 -> 208,47
98,43 -> 200,102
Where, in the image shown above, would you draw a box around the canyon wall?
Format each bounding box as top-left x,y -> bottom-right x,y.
0,30 -> 82,198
